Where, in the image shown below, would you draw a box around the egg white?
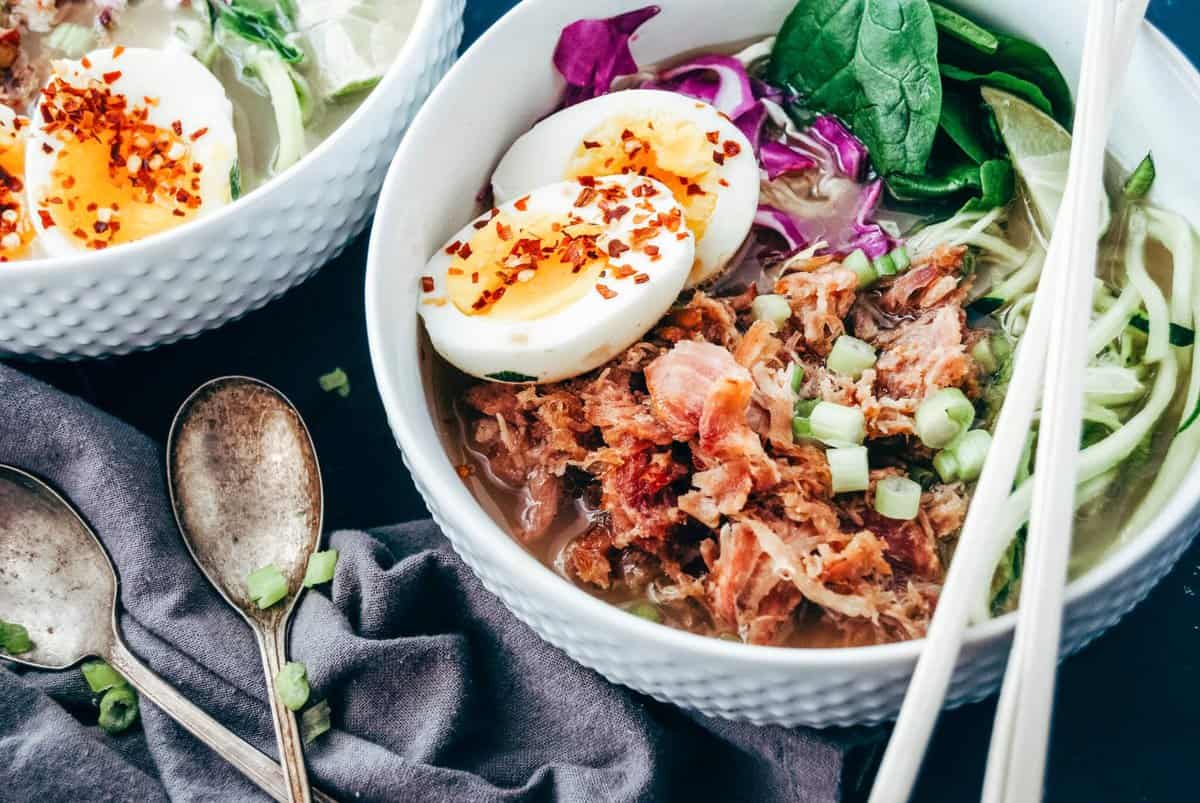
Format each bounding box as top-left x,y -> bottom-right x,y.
419,175 -> 695,384
26,47 -> 237,256
491,89 -> 759,287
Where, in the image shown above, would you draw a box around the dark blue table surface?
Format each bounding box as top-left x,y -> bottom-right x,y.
19,1 -> 1200,801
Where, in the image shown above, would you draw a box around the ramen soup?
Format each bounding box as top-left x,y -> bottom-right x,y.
0,0 -> 420,260
417,3 -> 1200,647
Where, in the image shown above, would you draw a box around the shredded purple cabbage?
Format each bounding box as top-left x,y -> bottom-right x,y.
656,55 -> 758,119
760,141 -> 817,181
843,180 -> 898,258
811,115 -> 868,183
553,6 -> 660,107
753,204 -> 807,256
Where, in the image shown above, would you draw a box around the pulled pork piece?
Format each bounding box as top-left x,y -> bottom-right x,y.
463,383 -> 589,541
874,305 -> 977,400
596,445 -> 688,547
880,245 -> 968,312
0,27 -> 34,110
566,522 -> 617,589
775,266 -> 858,355
8,0 -> 61,33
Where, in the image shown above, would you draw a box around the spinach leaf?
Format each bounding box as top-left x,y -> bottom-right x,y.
939,32 -> 1072,126
938,87 -> 992,163
929,1 -> 997,54
769,0 -> 942,177
961,158 -> 1015,211
887,161 -> 981,200
940,63 -> 1053,117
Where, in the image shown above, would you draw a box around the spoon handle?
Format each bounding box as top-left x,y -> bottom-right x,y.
255,623 -> 314,803
108,640 -> 335,803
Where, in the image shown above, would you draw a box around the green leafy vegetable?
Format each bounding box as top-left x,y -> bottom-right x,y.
938,89 -> 992,164
98,686 -> 140,734
209,0 -> 303,63
1123,153 -> 1156,201
1128,314 -> 1194,347
887,162 -> 982,201
301,699 -> 332,744
0,620 -> 33,655
939,31 -> 1072,126
939,63 -> 1053,117
486,371 -> 537,383
769,0 -> 943,176
303,549 -> 339,587
230,162 -> 242,200
319,367 -> 350,397
82,661 -> 127,694
963,158 -> 1015,211
990,527 -> 1025,615
929,1 -> 997,53
275,661 -> 310,711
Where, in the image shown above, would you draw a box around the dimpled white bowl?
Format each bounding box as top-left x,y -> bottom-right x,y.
366,0 -> 1200,726
0,0 -> 464,360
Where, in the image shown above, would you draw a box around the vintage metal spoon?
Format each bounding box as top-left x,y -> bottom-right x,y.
0,465 -> 334,803
167,377 -> 323,803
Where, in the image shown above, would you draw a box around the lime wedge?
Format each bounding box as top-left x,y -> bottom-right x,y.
291,0 -> 415,102
982,85 -> 1110,236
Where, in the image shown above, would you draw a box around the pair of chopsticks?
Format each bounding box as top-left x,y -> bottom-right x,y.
869,2 -> 1150,802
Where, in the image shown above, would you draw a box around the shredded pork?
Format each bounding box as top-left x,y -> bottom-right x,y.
461,247 -> 983,646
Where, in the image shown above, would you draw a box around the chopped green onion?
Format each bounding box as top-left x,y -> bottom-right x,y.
318,367 -> 351,398
247,564 -> 289,609
303,549 -> 339,587
790,363 -> 805,394
750,294 -> 792,328
842,249 -> 877,288
890,246 -> 912,273
971,337 -> 998,374
301,699 -> 332,745
809,401 -> 866,446
1128,314 -> 1194,347
275,662 -> 310,711
873,253 -> 898,277
82,661 -> 127,694
0,620 -> 33,655
950,429 -> 992,481
874,476 -> 922,520
98,686 -> 139,734
915,388 -> 975,449
46,23 -> 97,58
486,371 -> 537,383
969,296 -> 1005,317
827,446 -> 870,494
933,449 -> 960,483
827,335 -> 877,378
230,162 -> 242,201
628,601 -> 662,623
792,415 -> 812,440
1123,153 -> 1156,201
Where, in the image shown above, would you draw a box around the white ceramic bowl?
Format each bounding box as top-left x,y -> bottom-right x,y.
366,0 -> 1200,726
0,0 -> 464,360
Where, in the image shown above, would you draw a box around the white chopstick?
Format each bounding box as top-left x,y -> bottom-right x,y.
867,4 -> 1147,801
981,5 -> 1150,801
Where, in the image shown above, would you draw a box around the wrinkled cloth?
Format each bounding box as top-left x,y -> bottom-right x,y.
0,364 -> 876,802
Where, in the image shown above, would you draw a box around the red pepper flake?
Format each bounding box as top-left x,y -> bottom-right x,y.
582,140 -> 601,149
459,243 -> 473,259
719,178 -> 730,187
471,271 -> 479,284
102,71 -> 122,84
712,151 -> 725,165
456,463 -> 474,479
574,187 -> 597,207
612,264 -> 637,279
643,244 -> 660,257
112,45 -> 125,58
172,120 -> 183,136
495,221 -> 512,240
190,127 -> 208,141
447,268 -> 463,276
80,56 -> 92,69
686,183 -> 705,196
63,176 -> 75,189
607,239 -> 630,258
173,209 -> 186,217
631,182 -> 658,198
40,142 -> 52,154
513,195 -> 530,211
93,220 -> 109,234
722,140 -> 742,157
37,210 -> 54,228
472,218 -> 488,229
596,283 -> 617,300
603,204 -> 631,223
577,175 -> 596,188
444,240 -> 462,255
620,129 -> 635,141
420,276 -> 435,292
676,232 -> 688,240
72,227 -> 86,239
706,131 -> 721,144
489,207 -> 500,219
634,273 -> 650,284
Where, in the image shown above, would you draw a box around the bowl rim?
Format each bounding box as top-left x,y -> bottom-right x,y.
0,0 -> 457,279
366,3 -> 1200,669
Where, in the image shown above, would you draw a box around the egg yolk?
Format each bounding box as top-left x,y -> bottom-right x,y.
445,212 -> 612,321
0,117 -> 34,261
36,73 -> 205,250
566,114 -> 724,246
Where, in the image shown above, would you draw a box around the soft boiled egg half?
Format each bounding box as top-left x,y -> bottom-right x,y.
491,89 -> 759,287
419,174 -> 695,384
0,105 -> 35,261
26,47 -> 237,255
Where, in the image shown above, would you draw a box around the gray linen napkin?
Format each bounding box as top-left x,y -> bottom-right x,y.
0,363 -> 878,802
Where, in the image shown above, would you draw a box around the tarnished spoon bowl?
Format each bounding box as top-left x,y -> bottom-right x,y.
0,465 -> 335,802
168,377 -> 323,803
